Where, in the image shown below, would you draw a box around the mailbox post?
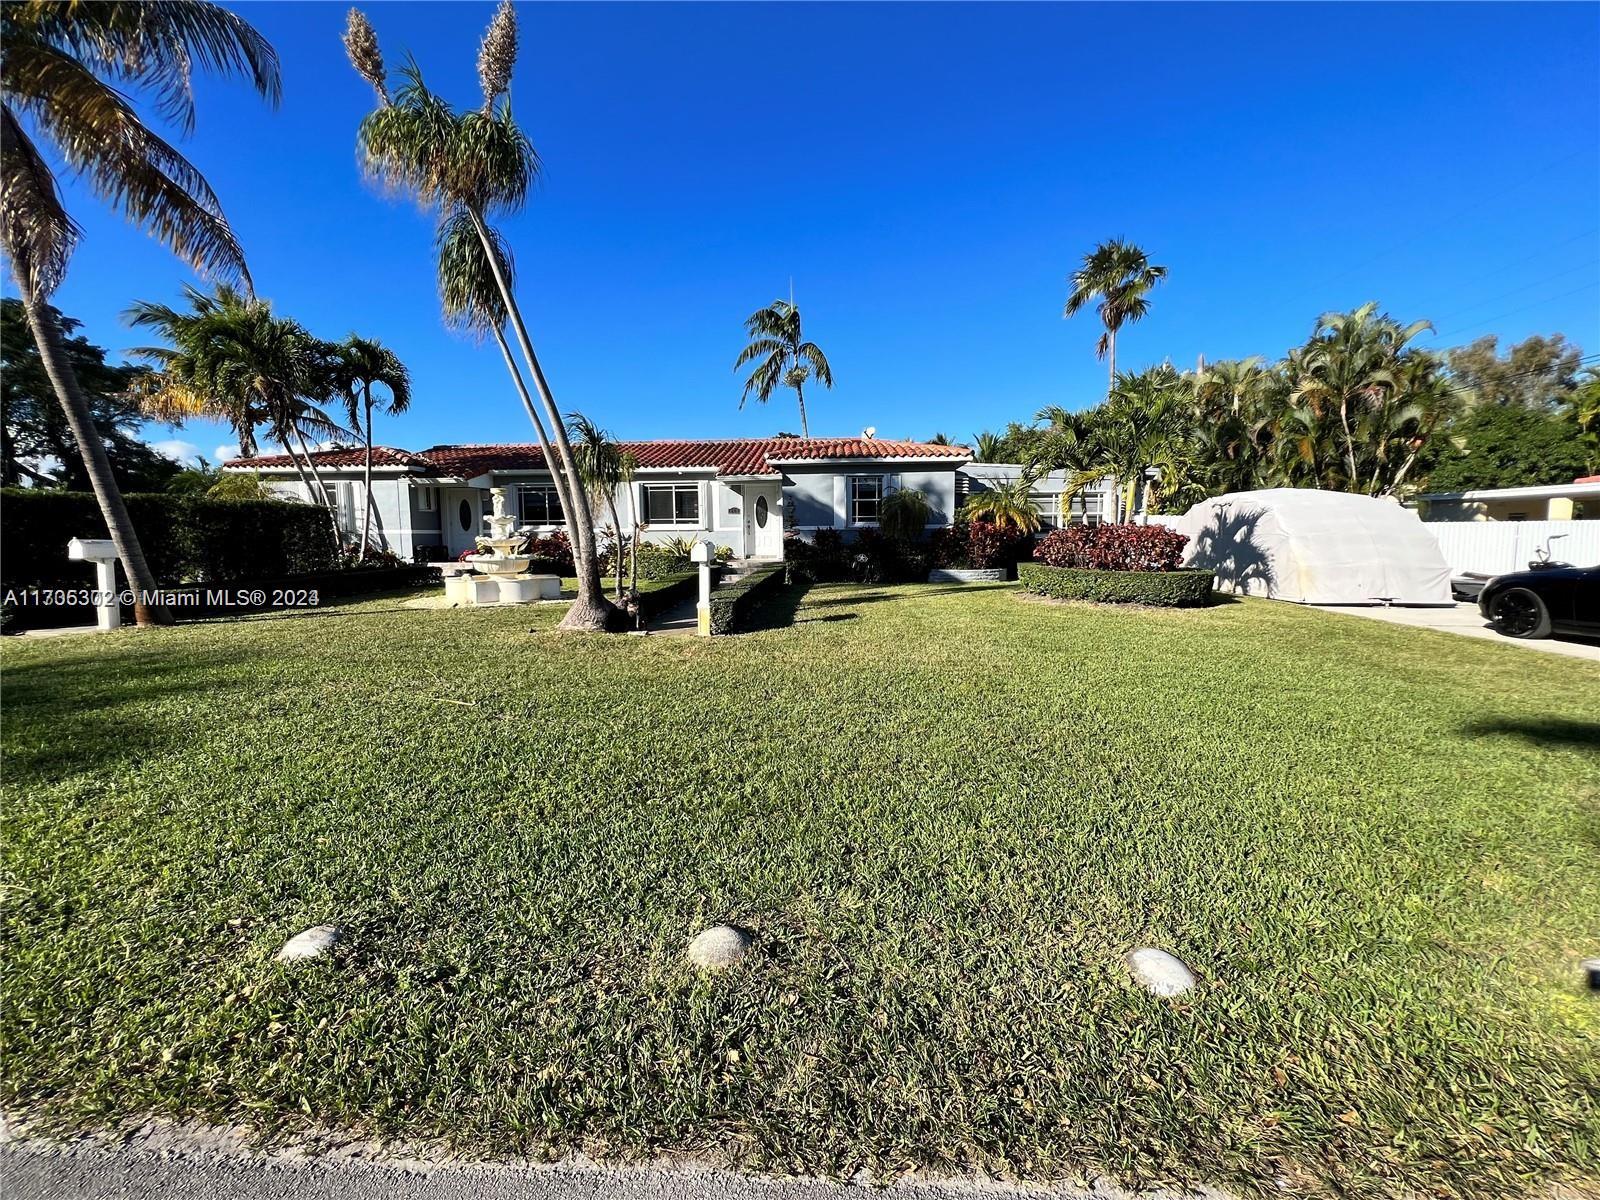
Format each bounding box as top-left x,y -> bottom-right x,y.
690,538 -> 714,637
67,537 -> 122,631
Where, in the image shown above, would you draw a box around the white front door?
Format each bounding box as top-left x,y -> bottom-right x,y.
743,482 -> 783,558
442,488 -> 483,557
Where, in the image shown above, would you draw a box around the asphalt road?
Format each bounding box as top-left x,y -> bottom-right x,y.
0,1141 -> 1225,1200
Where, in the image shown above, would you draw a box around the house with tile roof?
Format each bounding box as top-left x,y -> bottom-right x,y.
223,434 -> 1113,561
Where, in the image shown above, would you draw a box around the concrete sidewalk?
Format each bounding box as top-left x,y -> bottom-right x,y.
0,1140 -> 1229,1200
1309,601 -> 1599,661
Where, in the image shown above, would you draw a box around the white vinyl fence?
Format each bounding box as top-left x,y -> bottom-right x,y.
1424,520 -> 1600,576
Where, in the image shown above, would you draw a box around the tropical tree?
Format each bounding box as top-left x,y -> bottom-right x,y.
127,286 -> 351,516
1289,302 -> 1455,495
1063,239 -> 1167,395
346,2 -> 620,630
734,299 -> 832,437
1,299 -> 179,491
971,431 -> 1004,463
878,487 -> 932,542
1,1 -> 280,625
330,336 -> 411,558
566,412 -> 635,601
959,476 -> 1041,533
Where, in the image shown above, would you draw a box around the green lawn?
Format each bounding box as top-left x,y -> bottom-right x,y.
2,583 -> 1597,1197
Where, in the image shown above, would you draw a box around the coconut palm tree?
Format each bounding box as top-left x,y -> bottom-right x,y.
734,299 -> 832,437
346,3 -> 619,631
1063,240 -> 1167,396
566,412 -> 635,601
331,336 -> 411,558
1,2 -> 280,625
959,476 -> 1041,533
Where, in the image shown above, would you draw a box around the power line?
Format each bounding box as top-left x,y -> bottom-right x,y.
1434,280 -> 1600,341
1411,249 -> 1599,331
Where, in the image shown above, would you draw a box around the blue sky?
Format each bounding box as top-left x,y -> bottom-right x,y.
15,1 -> 1600,462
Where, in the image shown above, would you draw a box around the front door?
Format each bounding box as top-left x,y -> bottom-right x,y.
442,488 -> 483,557
743,482 -> 783,558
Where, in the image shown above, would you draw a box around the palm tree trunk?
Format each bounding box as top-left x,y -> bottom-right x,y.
603,493 -> 626,600
278,435 -> 314,496
626,482 -> 641,605
466,208 -> 617,630
16,284 -> 172,627
794,379 -> 809,437
360,397 -> 375,560
291,427 -> 333,510
1107,328 -> 1117,396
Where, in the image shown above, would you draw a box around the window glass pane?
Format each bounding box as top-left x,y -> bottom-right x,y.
644,486 -> 673,523
851,476 -> 882,523
674,486 -> 699,523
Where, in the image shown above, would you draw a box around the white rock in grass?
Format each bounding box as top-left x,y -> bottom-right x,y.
1125,947 -> 1196,997
688,924 -> 751,969
275,924 -> 340,963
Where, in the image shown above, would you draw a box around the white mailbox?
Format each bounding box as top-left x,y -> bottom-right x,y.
690,539 -> 714,636
66,537 -> 122,631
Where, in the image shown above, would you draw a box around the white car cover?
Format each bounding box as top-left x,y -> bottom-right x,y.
1176,489 -> 1453,605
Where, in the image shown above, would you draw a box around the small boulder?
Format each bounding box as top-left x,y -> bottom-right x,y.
1125,947 -> 1196,997
275,924 -> 340,963
688,924 -> 751,969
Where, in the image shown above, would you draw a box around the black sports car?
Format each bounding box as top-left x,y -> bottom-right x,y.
1477,564 -> 1600,640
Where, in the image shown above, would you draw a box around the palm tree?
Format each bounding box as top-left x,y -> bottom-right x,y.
331,336 -> 411,558
928,431 -> 952,446
959,477 -> 1041,533
878,487 -> 932,542
1,3 -> 279,626
734,299 -> 832,437
971,431 -> 1004,463
128,287 -> 351,519
1064,240 -> 1167,396
1035,367 -> 1187,521
566,412 -> 634,602
1290,301 -> 1433,491
346,3 -> 620,631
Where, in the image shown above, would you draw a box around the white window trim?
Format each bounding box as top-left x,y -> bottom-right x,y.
848,474 -> 885,527
639,481 -> 703,529
516,482 -> 566,530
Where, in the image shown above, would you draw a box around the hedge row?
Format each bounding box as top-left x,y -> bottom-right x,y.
633,568 -> 723,624
1016,562 -> 1215,607
708,564 -> 786,634
2,488 -> 339,589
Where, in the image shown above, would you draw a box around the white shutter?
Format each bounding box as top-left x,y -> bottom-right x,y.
832,475 -> 847,527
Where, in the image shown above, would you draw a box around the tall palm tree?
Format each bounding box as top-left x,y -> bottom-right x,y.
346,3 -> 620,631
1036,367 -> 1187,521
734,299 -> 832,437
566,411 -> 634,602
1,2 -> 279,626
1063,240 -> 1167,396
331,336 -> 411,558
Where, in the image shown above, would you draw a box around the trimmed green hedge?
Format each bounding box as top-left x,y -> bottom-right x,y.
1016,562 -> 1214,607
1,488 -> 340,628
708,564 -> 786,634
634,568 -> 724,623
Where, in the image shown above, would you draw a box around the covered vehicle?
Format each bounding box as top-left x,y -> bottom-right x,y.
1477,565 -> 1600,640
1176,489 -> 1452,606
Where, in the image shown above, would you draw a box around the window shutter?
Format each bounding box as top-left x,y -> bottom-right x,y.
833,475 -> 847,527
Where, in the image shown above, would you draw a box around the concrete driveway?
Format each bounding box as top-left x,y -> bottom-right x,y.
1310,601 -> 1599,661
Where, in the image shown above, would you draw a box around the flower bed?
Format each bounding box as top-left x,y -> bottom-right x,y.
1017,562 -> 1214,607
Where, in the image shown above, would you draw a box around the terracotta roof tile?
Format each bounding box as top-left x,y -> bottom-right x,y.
227,436 -> 969,478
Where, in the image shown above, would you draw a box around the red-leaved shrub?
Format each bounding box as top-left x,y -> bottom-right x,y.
929,521 -> 1033,570
1033,524 -> 1188,572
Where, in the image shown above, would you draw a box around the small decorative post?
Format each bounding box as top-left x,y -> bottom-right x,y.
67,537 -> 122,632
690,537 -> 714,637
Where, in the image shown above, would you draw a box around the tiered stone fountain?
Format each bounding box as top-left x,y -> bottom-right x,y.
441,487 -> 562,606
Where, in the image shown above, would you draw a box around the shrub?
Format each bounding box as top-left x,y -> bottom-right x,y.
0,488 -> 339,592
849,528 -> 929,584
1017,562 -> 1214,607
523,531 -> 574,576
1033,523 -> 1188,572
708,564 -> 786,634
784,529 -> 851,583
930,520 -> 1034,571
